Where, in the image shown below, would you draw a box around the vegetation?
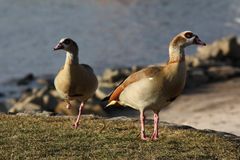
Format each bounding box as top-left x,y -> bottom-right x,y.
0,114 -> 239,159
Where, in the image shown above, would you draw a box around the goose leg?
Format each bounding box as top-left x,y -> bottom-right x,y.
65,100 -> 71,109
151,112 -> 159,140
140,111 -> 148,140
73,102 -> 84,129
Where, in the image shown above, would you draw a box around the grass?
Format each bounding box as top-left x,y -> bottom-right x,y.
0,114 -> 239,160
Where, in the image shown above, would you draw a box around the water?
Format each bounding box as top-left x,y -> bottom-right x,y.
1,0 -> 240,82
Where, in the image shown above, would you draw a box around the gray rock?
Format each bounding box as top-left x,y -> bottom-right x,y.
0,92 -> 5,97
8,86 -> 49,113
101,66 -> 142,83
185,68 -> 209,88
35,111 -> 55,116
95,88 -> 107,100
17,73 -> 35,86
186,56 -> 201,68
0,102 -> 7,112
196,36 -> 240,60
207,66 -> 240,81
9,103 -> 41,113
102,68 -> 120,82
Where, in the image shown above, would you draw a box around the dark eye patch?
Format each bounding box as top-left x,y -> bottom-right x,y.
64,39 -> 71,45
184,32 -> 193,39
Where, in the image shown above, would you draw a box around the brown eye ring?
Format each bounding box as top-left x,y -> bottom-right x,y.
184,32 -> 193,39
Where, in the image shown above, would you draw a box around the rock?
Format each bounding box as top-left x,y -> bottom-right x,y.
35,111 -> 55,116
186,68 -> 209,88
196,59 -> 232,69
0,92 -> 5,97
36,78 -> 50,85
84,103 -> 107,116
8,86 -> 49,113
186,56 -> 201,68
17,73 -> 35,86
42,94 -> 58,111
48,90 -> 58,97
99,81 -> 115,88
102,66 -> 142,83
4,98 -> 17,111
7,75 -> 107,116
95,88 -> 108,100
207,66 -> 240,81
196,36 -> 240,61
101,68 -> 128,83
102,68 -> 119,82
0,102 -> 7,112
16,112 -> 31,116
15,111 -> 54,116
3,35 -> 240,117
9,103 -> 41,113
183,35 -> 240,88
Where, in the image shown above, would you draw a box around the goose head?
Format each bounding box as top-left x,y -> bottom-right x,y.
53,38 -> 78,54
171,31 -> 206,48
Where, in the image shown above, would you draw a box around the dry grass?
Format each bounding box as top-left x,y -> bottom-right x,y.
0,114 -> 239,160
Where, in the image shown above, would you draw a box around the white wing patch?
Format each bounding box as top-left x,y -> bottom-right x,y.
148,77 -> 154,80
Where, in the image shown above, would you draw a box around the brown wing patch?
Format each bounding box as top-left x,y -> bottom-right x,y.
107,66 -> 162,102
108,85 -> 124,101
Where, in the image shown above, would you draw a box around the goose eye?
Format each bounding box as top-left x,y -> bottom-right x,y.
64,39 -> 71,45
184,32 -> 193,39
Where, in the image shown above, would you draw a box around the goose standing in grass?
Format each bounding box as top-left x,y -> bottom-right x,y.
103,31 -> 206,140
53,38 -> 98,128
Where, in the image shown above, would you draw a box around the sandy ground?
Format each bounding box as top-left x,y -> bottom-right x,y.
155,77 -> 240,136
108,77 -> 240,136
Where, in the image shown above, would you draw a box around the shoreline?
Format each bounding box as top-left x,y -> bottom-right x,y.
1,35 -> 240,135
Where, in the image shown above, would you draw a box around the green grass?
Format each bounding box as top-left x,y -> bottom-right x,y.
0,115 -> 239,160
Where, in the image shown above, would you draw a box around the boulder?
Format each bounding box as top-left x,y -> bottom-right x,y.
102,66 -> 142,83
35,111 -> 55,116
0,92 -> 5,97
9,103 -> 41,113
186,68 -> 209,88
207,66 -> 240,81
17,73 -> 35,86
4,35 -> 240,117
186,56 -> 201,68
196,36 -> 240,61
9,86 -> 51,113
102,68 -> 120,83
0,102 -> 7,113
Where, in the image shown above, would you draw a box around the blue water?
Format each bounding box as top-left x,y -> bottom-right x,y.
0,0 -> 240,82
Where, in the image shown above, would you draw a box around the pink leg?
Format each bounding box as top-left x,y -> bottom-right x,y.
140,111 -> 148,140
151,112 -> 159,140
73,102 -> 84,129
65,100 -> 71,109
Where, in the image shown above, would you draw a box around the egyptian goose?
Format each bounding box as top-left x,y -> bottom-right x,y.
103,31 -> 206,140
53,38 -> 98,128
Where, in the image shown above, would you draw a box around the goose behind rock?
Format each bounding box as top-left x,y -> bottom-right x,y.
103,31 -> 206,140
53,38 -> 98,128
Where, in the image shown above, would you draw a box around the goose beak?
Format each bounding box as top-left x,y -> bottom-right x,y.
194,36 -> 206,46
53,43 -> 64,51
